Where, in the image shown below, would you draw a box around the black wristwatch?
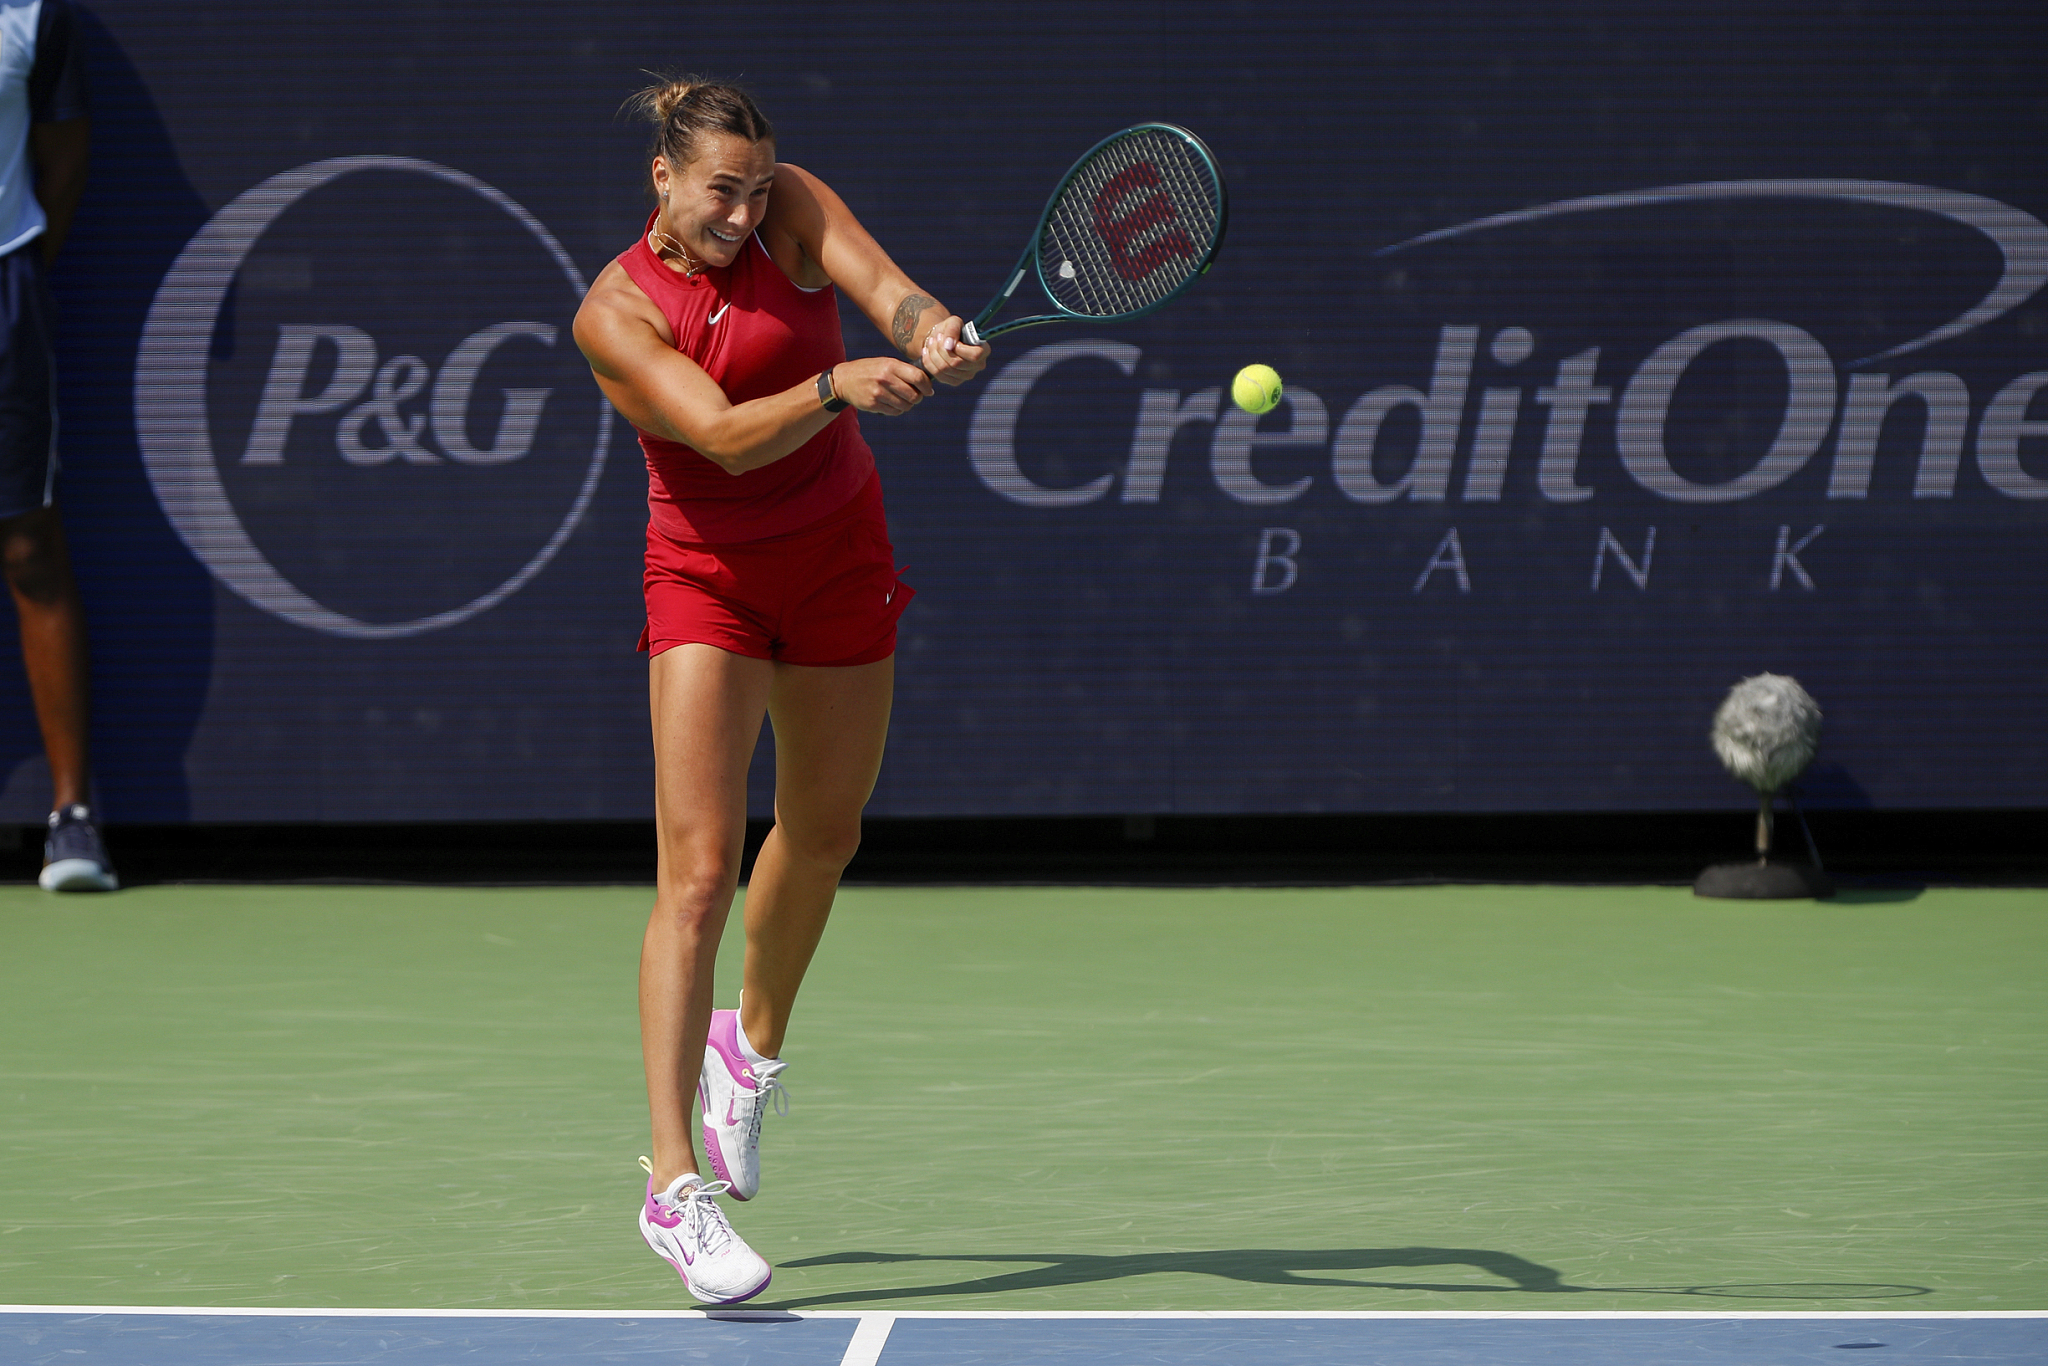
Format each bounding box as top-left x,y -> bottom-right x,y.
816,368 -> 847,412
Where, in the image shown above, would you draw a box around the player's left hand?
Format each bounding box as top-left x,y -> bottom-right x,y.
920,316 -> 990,386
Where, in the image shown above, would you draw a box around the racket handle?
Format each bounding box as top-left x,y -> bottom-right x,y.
962,320 -> 984,347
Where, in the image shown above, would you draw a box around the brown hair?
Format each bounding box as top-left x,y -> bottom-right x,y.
628,75 -> 774,184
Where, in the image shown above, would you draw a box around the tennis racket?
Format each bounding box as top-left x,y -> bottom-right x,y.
958,123 -> 1228,346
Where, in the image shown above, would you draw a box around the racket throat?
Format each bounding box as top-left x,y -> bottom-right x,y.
966,268 -> 1026,346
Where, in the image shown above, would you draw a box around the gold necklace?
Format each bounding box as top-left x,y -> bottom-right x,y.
648,227 -> 705,277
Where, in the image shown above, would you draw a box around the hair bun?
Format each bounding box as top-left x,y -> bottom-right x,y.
628,74 -> 704,127
652,81 -> 696,123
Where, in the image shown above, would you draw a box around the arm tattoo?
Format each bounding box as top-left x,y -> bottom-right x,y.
891,293 -> 938,354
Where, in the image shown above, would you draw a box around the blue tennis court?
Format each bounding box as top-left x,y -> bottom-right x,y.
4,1310 -> 2043,1366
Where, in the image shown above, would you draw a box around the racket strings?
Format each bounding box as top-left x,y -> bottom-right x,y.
1040,128 -> 1220,320
1046,137 -> 1205,312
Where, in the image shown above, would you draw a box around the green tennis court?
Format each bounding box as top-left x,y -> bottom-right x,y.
3,883 -> 2042,1312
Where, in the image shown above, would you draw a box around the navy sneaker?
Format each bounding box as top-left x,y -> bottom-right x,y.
40,803 -> 118,892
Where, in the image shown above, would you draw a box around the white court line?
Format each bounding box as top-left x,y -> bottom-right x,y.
4,1305 -> 2043,1321
837,1314 -> 896,1366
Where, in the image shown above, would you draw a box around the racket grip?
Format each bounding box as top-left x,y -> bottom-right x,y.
962,320 -> 985,347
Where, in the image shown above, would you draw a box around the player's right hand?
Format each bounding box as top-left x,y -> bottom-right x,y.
831,358 -> 934,416
920,316 -> 990,387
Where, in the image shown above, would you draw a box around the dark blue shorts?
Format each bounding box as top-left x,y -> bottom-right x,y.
0,240 -> 57,521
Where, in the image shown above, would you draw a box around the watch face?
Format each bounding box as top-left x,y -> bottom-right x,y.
819,371 -> 847,410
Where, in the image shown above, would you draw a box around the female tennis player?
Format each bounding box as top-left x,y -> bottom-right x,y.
574,76 -> 988,1304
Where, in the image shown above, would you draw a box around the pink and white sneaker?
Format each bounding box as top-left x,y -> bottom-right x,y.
699,1008 -> 788,1201
636,1157 -> 771,1304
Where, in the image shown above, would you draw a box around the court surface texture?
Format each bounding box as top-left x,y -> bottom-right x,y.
4,883 -> 2043,1363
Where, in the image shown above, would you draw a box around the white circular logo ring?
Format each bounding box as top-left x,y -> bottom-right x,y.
135,155 -> 611,639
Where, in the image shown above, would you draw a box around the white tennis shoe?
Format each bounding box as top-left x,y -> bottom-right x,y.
699,1008 -> 788,1201
636,1157 -> 771,1305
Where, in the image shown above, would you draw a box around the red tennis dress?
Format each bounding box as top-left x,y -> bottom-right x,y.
618,220 -> 911,665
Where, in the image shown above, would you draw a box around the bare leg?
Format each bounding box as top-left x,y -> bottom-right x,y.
641,644 -> 775,1189
1,505 -> 90,809
739,655 -> 894,1059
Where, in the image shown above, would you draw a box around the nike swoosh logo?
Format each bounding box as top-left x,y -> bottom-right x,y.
708,302 -> 730,324
726,1098 -> 741,1125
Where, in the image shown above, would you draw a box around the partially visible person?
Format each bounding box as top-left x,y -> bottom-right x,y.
0,0 -> 110,892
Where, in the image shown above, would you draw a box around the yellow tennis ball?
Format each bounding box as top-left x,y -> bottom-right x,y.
1232,364 -> 1284,415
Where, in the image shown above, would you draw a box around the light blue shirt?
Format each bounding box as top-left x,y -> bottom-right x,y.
0,0 -> 62,257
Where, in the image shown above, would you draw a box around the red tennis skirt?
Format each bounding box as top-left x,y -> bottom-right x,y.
639,471 -> 912,667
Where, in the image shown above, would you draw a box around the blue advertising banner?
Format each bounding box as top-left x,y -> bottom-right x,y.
6,0 -> 2041,821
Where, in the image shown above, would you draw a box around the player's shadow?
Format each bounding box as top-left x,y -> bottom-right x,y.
764,1248 -> 1930,1309
767,1246 -> 1578,1308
